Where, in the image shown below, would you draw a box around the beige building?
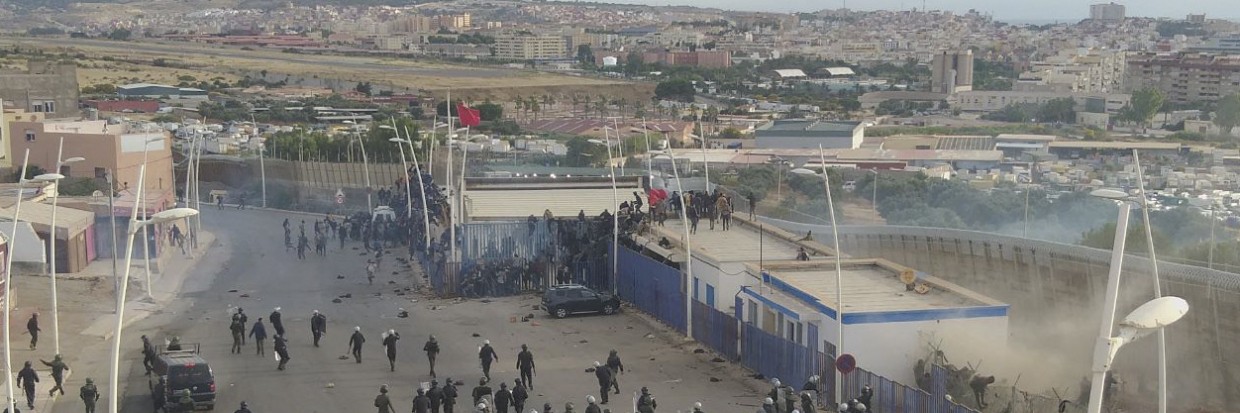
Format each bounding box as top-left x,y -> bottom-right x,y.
952,90 -> 1130,114
495,33 -> 567,60
1017,48 -> 1127,94
0,61 -> 80,119
438,13 -> 471,30
1125,52 -> 1240,105
388,15 -> 436,33
1,105 -> 47,168
1090,2 -> 1125,21
7,119 -> 175,209
931,51 -> 974,94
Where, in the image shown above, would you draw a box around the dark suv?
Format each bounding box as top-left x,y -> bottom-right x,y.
542,284 -> 621,319
149,344 -> 216,411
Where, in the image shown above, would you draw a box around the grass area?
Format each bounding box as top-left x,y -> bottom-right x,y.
0,37 -> 629,93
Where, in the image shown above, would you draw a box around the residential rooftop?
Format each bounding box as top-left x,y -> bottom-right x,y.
756,259 -> 1007,315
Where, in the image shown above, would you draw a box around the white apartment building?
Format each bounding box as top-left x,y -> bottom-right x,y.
951,90 -> 1130,114
1090,3 -> 1125,21
494,33 -> 568,60
1016,48 -> 1127,94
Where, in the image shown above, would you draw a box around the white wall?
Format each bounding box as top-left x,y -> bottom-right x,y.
689,255 -> 761,312
841,316 -> 1009,384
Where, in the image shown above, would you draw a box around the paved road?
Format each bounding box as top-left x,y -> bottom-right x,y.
50,208 -> 759,413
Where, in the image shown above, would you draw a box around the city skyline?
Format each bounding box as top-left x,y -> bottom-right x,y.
606,0 -> 1234,22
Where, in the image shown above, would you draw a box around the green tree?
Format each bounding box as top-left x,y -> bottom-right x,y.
107,28 -> 131,41
354,82 -> 373,96
1125,88 -> 1166,130
576,44 -> 595,65
565,137 -> 606,167
655,79 -> 696,102
475,102 -> 503,121
1214,94 -> 1240,136
1037,97 -> 1076,123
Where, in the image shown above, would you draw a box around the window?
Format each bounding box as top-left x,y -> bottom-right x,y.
94,168 -> 107,179
705,284 -> 715,307
692,277 -> 700,301
24,130 -> 35,142
747,300 -> 757,325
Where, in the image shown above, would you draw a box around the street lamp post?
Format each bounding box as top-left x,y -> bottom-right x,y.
1132,150 -> 1169,413
41,137 -> 85,356
655,150 -> 693,339
355,135 -> 373,213
869,169 -> 879,212
107,184 -> 198,413
1085,188 -> 1136,413
381,124 -> 414,220
640,118 -> 653,180
394,132 -> 431,253
588,138 -> 620,294
792,146 -> 846,408
139,137 -> 163,300
4,149 -> 31,413
1085,295 -> 1188,413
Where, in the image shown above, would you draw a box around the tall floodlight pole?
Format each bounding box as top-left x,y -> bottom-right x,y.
43,136 -> 84,355
396,129 -> 431,253
1132,150 -> 1168,413
4,149 -> 31,413
382,122 -> 413,219
698,117 -> 709,191
657,149 -> 693,339
139,137 -> 162,300
106,169 -> 119,313
640,118 -> 653,179
1086,189 -> 1133,413
253,116 -> 267,208
589,137 -> 620,294
818,145 -> 845,408
610,117 -> 625,176
357,134 -> 373,213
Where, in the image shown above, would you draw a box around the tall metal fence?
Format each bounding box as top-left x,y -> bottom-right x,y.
616,245 -> 686,332
690,301 -> 738,361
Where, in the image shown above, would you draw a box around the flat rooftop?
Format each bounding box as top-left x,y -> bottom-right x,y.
756,259 -> 1006,317
757,120 -> 862,133
651,216 -> 836,263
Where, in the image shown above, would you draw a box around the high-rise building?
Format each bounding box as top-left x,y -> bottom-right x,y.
1125,52 -> 1240,105
437,13 -> 471,30
930,50 -> 974,94
494,33 -> 567,60
1015,48 -> 1127,94
1090,3 -> 1126,21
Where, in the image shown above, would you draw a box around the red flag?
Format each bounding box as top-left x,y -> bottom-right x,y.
456,103 -> 481,127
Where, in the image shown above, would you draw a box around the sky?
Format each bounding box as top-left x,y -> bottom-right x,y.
609,0 -> 1236,22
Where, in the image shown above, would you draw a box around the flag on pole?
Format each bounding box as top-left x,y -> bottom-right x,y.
456,103 -> 481,127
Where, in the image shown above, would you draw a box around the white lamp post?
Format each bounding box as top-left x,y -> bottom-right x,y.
4,149 -> 31,413
655,151 -> 693,339
1085,296 -> 1189,413
1131,150 -> 1169,413
588,138 -> 620,293
40,138 -> 85,356
139,137 -> 163,300
107,197 -> 197,413
381,124 -> 414,220
1085,188 -> 1176,413
791,150 -> 845,408
393,134 -> 432,253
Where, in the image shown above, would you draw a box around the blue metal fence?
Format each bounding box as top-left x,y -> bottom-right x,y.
691,301 -> 738,361
616,245 -> 686,332
839,364 -> 980,413
740,323 -> 825,391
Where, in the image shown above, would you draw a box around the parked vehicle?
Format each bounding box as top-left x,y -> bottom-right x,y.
541,284 -> 620,319
149,343 -> 216,411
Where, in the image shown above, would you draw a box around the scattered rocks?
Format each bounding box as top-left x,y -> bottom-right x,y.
338,355 -> 349,360
336,275 -> 345,279
480,299 -> 492,304
711,357 -> 725,363
339,293 -> 352,298
227,289 -> 238,293
332,298 -> 343,303
471,333 -> 481,337
239,294 -> 250,298
388,280 -> 397,284
709,377 -> 721,382
644,333 -> 656,339
397,309 -> 409,318
693,349 -> 706,354
578,339 -> 588,344
325,383 -> 335,388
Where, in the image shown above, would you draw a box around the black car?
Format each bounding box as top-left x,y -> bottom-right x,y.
149,344 -> 216,411
542,284 -> 621,319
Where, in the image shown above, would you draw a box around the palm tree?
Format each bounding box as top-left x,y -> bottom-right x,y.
571,94 -> 583,115
527,96 -> 540,120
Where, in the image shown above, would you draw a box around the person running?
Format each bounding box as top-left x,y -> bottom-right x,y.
40,355 -> 69,397
424,335 -> 440,377
349,327 -> 366,363
382,329 -> 400,372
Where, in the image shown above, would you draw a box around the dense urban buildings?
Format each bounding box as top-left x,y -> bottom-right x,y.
1125,52 -> 1240,105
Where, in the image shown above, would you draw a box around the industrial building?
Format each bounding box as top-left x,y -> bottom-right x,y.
116,83 -> 209,99
930,50 -> 973,94
754,120 -> 866,150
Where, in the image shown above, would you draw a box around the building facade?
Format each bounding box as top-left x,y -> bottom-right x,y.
930,50 -> 974,94
0,61 -> 80,118
640,50 -> 731,68
951,90 -> 1130,114
495,34 -> 567,60
754,120 -> 865,149
1017,48 -> 1127,94
8,119 -> 175,205
1090,3 -> 1126,21
1125,52 -> 1240,105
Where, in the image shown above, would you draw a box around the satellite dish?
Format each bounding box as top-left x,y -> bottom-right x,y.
1122,296 -> 1189,330
899,270 -> 917,285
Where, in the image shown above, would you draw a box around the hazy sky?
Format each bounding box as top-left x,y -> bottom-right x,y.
612,0 -> 1235,22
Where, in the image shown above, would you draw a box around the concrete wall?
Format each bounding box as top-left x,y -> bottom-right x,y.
763,220 -> 1240,409
0,63 -> 80,119
845,316 -> 1008,385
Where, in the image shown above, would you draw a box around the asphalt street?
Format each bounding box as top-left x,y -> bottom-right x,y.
50,208 -> 759,413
